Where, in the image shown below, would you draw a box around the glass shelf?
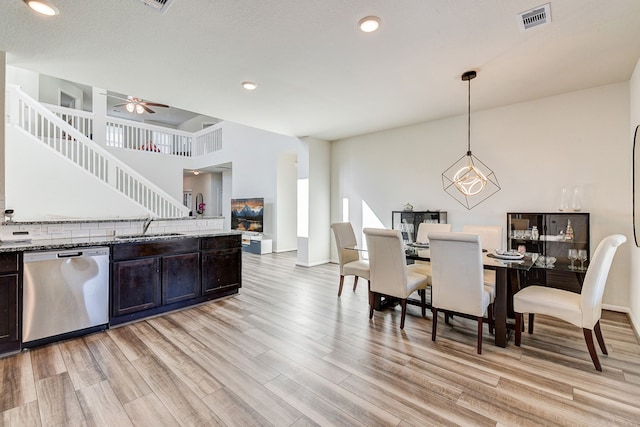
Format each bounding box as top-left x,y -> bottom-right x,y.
507,212 -> 590,293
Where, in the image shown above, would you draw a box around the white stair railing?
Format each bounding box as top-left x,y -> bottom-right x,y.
7,85 -> 189,218
44,103 -> 94,140
105,117 -> 194,157
43,99 -> 222,158
193,124 -> 223,156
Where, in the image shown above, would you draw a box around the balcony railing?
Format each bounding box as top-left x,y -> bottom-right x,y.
105,117 -> 193,157
44,104 -> 223,157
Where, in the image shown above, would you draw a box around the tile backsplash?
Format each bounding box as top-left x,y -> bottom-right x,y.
0,217 -> 224,241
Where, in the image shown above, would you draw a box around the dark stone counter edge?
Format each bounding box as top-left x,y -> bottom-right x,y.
0,230 -> 242,253
1,216 -> 224,226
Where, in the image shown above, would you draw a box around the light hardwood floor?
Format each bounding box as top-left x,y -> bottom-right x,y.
2,251 -> 640,426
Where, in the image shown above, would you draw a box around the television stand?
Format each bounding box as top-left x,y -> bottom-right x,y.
242,233 -> 272,255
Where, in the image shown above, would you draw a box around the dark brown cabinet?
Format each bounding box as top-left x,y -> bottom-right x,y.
110,234 -> 240,325
392,210 -> 448,244
162,252 -> 200,304
112,257 -> 161,316
201,235 -> 242,294
111,238 -> 200,324
508,212 -> 590,292
0,252 -> 21,354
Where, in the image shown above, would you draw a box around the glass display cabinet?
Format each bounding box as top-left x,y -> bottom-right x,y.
507,212 -> 590,292
392,211 -> 448,244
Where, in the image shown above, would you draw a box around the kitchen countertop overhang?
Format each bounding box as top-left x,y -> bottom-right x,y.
0,229 -> 242,253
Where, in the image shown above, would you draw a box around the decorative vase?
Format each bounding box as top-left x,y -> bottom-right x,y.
571,186 -> 582,211
559,187 -> 569,211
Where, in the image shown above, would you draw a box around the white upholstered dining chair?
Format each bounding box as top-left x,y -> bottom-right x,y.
462,225 -> 504,252
429,232 -> 495,354
363,228 -> 429,329
462,225 -> 504,293
514,234 -> 626,371
330,222 -> 370,297
412,222 -> 452,284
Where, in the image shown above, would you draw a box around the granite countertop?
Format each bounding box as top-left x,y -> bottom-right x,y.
1,216 -> 224,226
0,229 -> 242,253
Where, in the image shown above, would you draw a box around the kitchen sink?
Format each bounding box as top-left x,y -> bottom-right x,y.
115,232 -> 184,240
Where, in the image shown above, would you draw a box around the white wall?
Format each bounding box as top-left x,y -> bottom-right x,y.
209,172 -> 223,216
6,66 -> 39,99
39,74 -> 89,111
109,148 -> 186,202
177,115 -> 221,133
297,137 -> 331,266
629,57 -> 640,332
6,126 -> 149,220
276,153 -> 298,252
191,121 -> 300,244
332,82 -> 632,308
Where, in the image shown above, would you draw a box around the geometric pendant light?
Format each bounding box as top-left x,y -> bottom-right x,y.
442,70 -> 500,210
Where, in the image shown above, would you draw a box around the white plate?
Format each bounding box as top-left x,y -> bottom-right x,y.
410,242 -> 429,248
493,250 -> 524,260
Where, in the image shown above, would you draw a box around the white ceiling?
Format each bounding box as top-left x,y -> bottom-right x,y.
105,90 -> 214,127
2,0 -> 640,141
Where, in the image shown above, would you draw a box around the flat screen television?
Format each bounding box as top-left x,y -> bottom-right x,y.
231,197 -> 264,232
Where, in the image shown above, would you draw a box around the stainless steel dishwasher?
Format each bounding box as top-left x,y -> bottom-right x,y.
23,247 -> 110,346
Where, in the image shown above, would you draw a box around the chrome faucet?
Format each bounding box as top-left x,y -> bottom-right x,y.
142,216 -> 153,235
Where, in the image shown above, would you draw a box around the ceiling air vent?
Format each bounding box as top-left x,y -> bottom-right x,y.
517,3 -> 551,31
136,0 -> 175,13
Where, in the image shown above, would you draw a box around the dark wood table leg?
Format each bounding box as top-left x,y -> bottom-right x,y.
494,267 -> 508,347
507,269 -> 521,319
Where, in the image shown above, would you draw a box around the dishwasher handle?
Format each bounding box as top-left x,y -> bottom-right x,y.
57,251 -> 83,258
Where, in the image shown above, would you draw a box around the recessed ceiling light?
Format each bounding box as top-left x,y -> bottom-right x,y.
24,0 -> 59,16
242,81 -> 258,91
358,16 -> 380,33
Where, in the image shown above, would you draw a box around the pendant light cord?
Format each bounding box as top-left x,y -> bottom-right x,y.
467,77 -> 471,154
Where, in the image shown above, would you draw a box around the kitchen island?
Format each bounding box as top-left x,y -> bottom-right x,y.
0,222 -> 242,356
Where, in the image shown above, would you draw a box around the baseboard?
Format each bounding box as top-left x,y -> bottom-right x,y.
602,303 -> 629,313
274,248 -> 297,253
296,259 -> 330,267
602,304 -> 640,340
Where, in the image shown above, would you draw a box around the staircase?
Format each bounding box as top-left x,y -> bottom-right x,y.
6,85 -> 190,218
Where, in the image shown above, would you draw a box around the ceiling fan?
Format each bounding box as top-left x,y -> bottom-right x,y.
104,94 -> 169,114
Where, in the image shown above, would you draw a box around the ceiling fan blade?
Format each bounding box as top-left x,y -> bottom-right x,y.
113,103 -> 128,108
141,104 -> 155,114
103,94 -> 131,102
142,102 -> 169,108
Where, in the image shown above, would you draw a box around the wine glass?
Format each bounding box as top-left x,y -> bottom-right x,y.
578,249 -> 588,271
568,249 -> 578,270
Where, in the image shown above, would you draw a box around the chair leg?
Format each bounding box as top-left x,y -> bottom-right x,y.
515,313 -> 522,346
528,313 -> 535,334
353,276 -> 359,291
444,312 -> 451,325
368,290 -> 375,319
487,303 -> 494,335
431,308 -> 438,341
338,275 -> 345,297
400,299 -> 407,329
594,320 -> 608,355
477,316 -> 483,355
583,328 -> 602,371
420,290 -> 426,317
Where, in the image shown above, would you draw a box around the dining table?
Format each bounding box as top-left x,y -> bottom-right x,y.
345,244 -> 537,347
404,245 -> 536,347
